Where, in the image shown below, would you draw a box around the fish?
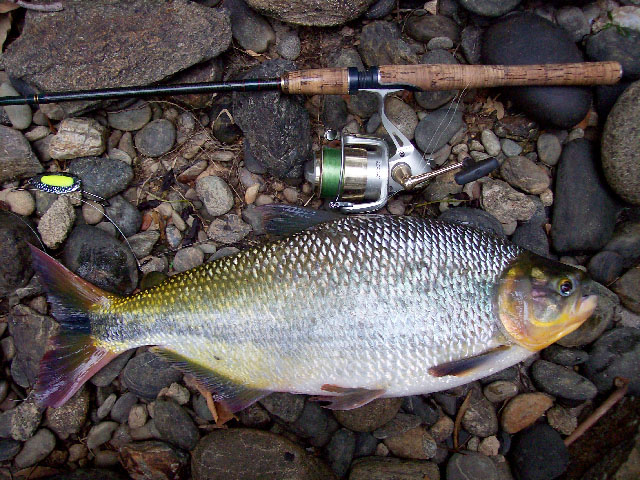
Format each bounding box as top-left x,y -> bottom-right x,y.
29,205 -> 597,411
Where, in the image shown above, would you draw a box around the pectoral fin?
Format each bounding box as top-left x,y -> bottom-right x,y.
252,205 -> 342,235
150,347 -> 269,412
428,345 -> 511,377
309,384 -> 386,410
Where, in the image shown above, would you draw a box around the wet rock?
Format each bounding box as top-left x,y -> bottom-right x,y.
87,421 -> 119,450
8,305 -> 57,389
91,350 -> 135,387
531,359 -> 598,401
551,139 -> 618,253
0,211 -> 38,296
482,13 -> 591,128
14,428 -> 56,469
333,397 -> 403,432
353,432 -> 378,458
510,424 -> 569,480
110,392 -> 138,424
500,393 -> 554,434
68,157 -> 133,200
542,344 -> 588,366
0,398 -> 43,442
588,251 -> 624,285
586,28 -> 640,80
325,428 -> 355,477
604,221 -> 640,268
612,268 -> 640,313
260,392 -> 305,423
63,225 -> 138,295
358,21 -> 418,66
105,195 -> 142,238
234,60 -> 311,177
401,396 -> 440,426
481,179 -> 537,225
226,0 -> 275,53
49,118 -> 107,160
107,101 -> 152,131
414,108 -> 464,154
537,133 -> 562,167
207,214 -> 251,244
462,389 -> 499,437
510,198 -> 551,258
405,11 -> 460,43
153,399 -> 199,451
288,401 -> 335,446
373,414 -> 422,440
46,387 -> 90,440
383,426 -> 437,460
595,82 -> 632,120
121,352 -> 182,400
3,0 -> 231,117
349,456 -> 440,480
191,429 -> 332,479
483,381 -> 518,403
447,452 -> 499,480
500,156 -> 550,195
37,196 -> 75,249
458,0 -> 521,17
602,80 -> 640,205
119,440 -> 189,480
585,327 -> 640,395
0,439 -> 21,462
246,0 -> 374,26
134,119 -> 176,158
415,50 -> 459,110
97,393 -> 117,420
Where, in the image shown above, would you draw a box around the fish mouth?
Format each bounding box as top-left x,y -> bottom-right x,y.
572,294 -> 598,324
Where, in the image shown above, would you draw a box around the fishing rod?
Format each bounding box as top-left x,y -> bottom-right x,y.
1,61 -> 622,212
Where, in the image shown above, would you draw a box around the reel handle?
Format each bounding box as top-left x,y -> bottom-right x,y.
455,157 -> 500,185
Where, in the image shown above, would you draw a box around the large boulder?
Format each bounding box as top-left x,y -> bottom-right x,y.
244,0 -> 376,26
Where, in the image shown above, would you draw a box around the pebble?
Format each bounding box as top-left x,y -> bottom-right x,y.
207,214 -> 251,244
500,393 -> 554,434
49,117 -> 108,160
541,344 -> 588,366
260,392 -> 305,423
69,156 -> 133,199
334,397 -> 403,433
481,129 -> 501,157
134,119 -> 176,157
288,401 -> 334,446
414,108 -> 464,154
255,194 -> 273,206
172,246 -> 204,272
612,267 -> 640,313
373,414 -> 422,440
120,441 -> 189,480
107,101 -> 152,131
531,359 -> 598,401
68,443 -> 88,463
546,405 -> 577,436
510,424 -> 569,480
457,0 -> 521,17
178,160 -> 208,183
196,175 -> 235,216
226,0 -> 274,53
429,415 -> 454,443
500,156 -> 550,195
158,383 -> 190,405
483,381 -> 518,403
602,80 -> 640,205
276,31 -> 301,60
358,21 -> 418,66
130,419 -> 161,441
500,138 -> 523,157
481,179 -> 538,225
91,351 -> 134,387
447,451 -> 499,480
555,6 -> 590,42
482,13 -> 591,128
191,429 -> 332,479
0,126 -> 43,185
0,83 -> 32,129
82,200 -> 105,225
349,457 -> 440,480
128,230 -> 160,258
604,221 -> 640,268
209,246 -> 240,261
13,429 -> 56,469
24,125 -> 49,142
585,327 -> 640,395
462,389 -> 499,438
377,96 -> 418,141
153,398 -> 199,451
6,190 -> 35,216
479,436 -> 500,456
401,396 -> 440,426
193,394 -> 216,423
325,428 -> 356,477
97,393 -> 117,419
165,224 -> 183,249
128,404 -> 149,430
551,139 -> 618,253
537,133 -> 562,166
87,421 -> 119,450
0,439 -> 22,462
121,351 -> 182,399
105,194 -> 142,237
405,11 -> 460,43
110,392 -> 138,424
383,426 -> 437,460
37,196 -> 75,249
415,49 -> 459,110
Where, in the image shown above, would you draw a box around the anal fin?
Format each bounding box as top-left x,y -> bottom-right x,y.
309,384 -> 386,410
428,345 -> 511,378
150,347 -> 268,413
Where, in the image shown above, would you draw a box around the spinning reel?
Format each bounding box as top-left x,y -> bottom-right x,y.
305,90 -> 499,213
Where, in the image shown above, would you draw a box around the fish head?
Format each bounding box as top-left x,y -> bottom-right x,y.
496,252 -> 598,351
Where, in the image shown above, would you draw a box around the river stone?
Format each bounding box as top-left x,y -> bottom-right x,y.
542,344 -> 588,366
612,268 -> 640,313
260,392 -> 305,423
0,439 -> 21,462
233,60 -> 311,177
122,352 -> 182,400
49,118 -> 108,160
458,0 -> 521,17
87,422 -> 119,450
0,398 -> 43,441
383,426 -> 437,460
500,393 -> 554,434
531,360 -> 598,401
349,457 -> 440,480
447,452 -> 498,480
14,428 -> 56,469
105,195 -> 142,238
415,50 -> 459,110
8,305 -> 58,389
588,251 -> 624,285
0,211 -> 38,296
226,0 -> 275,54
107,101 -> 152,131
462,388 -> 499,437
192,429 -> 333,480
0,125 -> 42,184
481,178 -> 537,226
586,27 -> 640,80
333,398 -> 403,432
196,175 -> 235,217
358,21 -> 419,67
0,82 -> 32,129
207,214 -> 251,244
414,108 -> 464,153
328,48 -> 378,118
63,225 -> 138,295
551,139 -> 618,253
91,350 -> 135,387
604,221 -> 640,268
510,424 -> 569,480
584,327 -> 640,395
46,387 -> 90,440
602,80 -> 640,205
245,0 -> 375,26
134,119 -> 176,157
153,399 -> 199,451
325,428 -> 356,477
68,157 -> 133,200
3,0 -> 231,117
119,441 -> 189,480
482,13 -> 591,128
483,381 -> 518,403
500,156 -> 550,194
405,11 -> 460,43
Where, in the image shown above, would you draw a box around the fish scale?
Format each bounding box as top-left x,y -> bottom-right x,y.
92,214 -> 527,397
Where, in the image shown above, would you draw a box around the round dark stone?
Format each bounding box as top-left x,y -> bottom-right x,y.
121,352 -> 182,400
259,393 -> 305,424
104,195 -> 142,238
110,392 -> 138,423
457,0 -> 521,17
405,11 -> 460,43
585,327 -> 640,396
365,0 -> 395,19
586,27 -> 640,80
63,225 -> 138,295
482,13 -> 591,128
415,50 -> 459,110
153,399 -> 200,451
531,360 -> 598,401
414,108 -> 464,153
211,104 -> 242,144
510,424 -> 569,480
604,221 -> 640,268
541,344 -> 589,366
358,21 -> 418,67
587,251 -> 624,285
90,351 -> 135,387
288,401 -> 334,447
353,432 -> 378,458
447,452 -> 499,480
439,207 -> 504,237
324,428 -> 355,478
0,211 -> 38,297
134,119 -> 176,157
401,395 -> 440,426
68,157 -> 133,200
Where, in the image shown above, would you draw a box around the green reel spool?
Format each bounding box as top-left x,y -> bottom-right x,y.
319,147 -> 343,198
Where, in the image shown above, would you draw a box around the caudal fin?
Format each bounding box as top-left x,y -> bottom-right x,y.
29,245 -> 119,407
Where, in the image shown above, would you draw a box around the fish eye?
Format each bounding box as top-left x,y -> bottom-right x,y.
558,278 -> 574,296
